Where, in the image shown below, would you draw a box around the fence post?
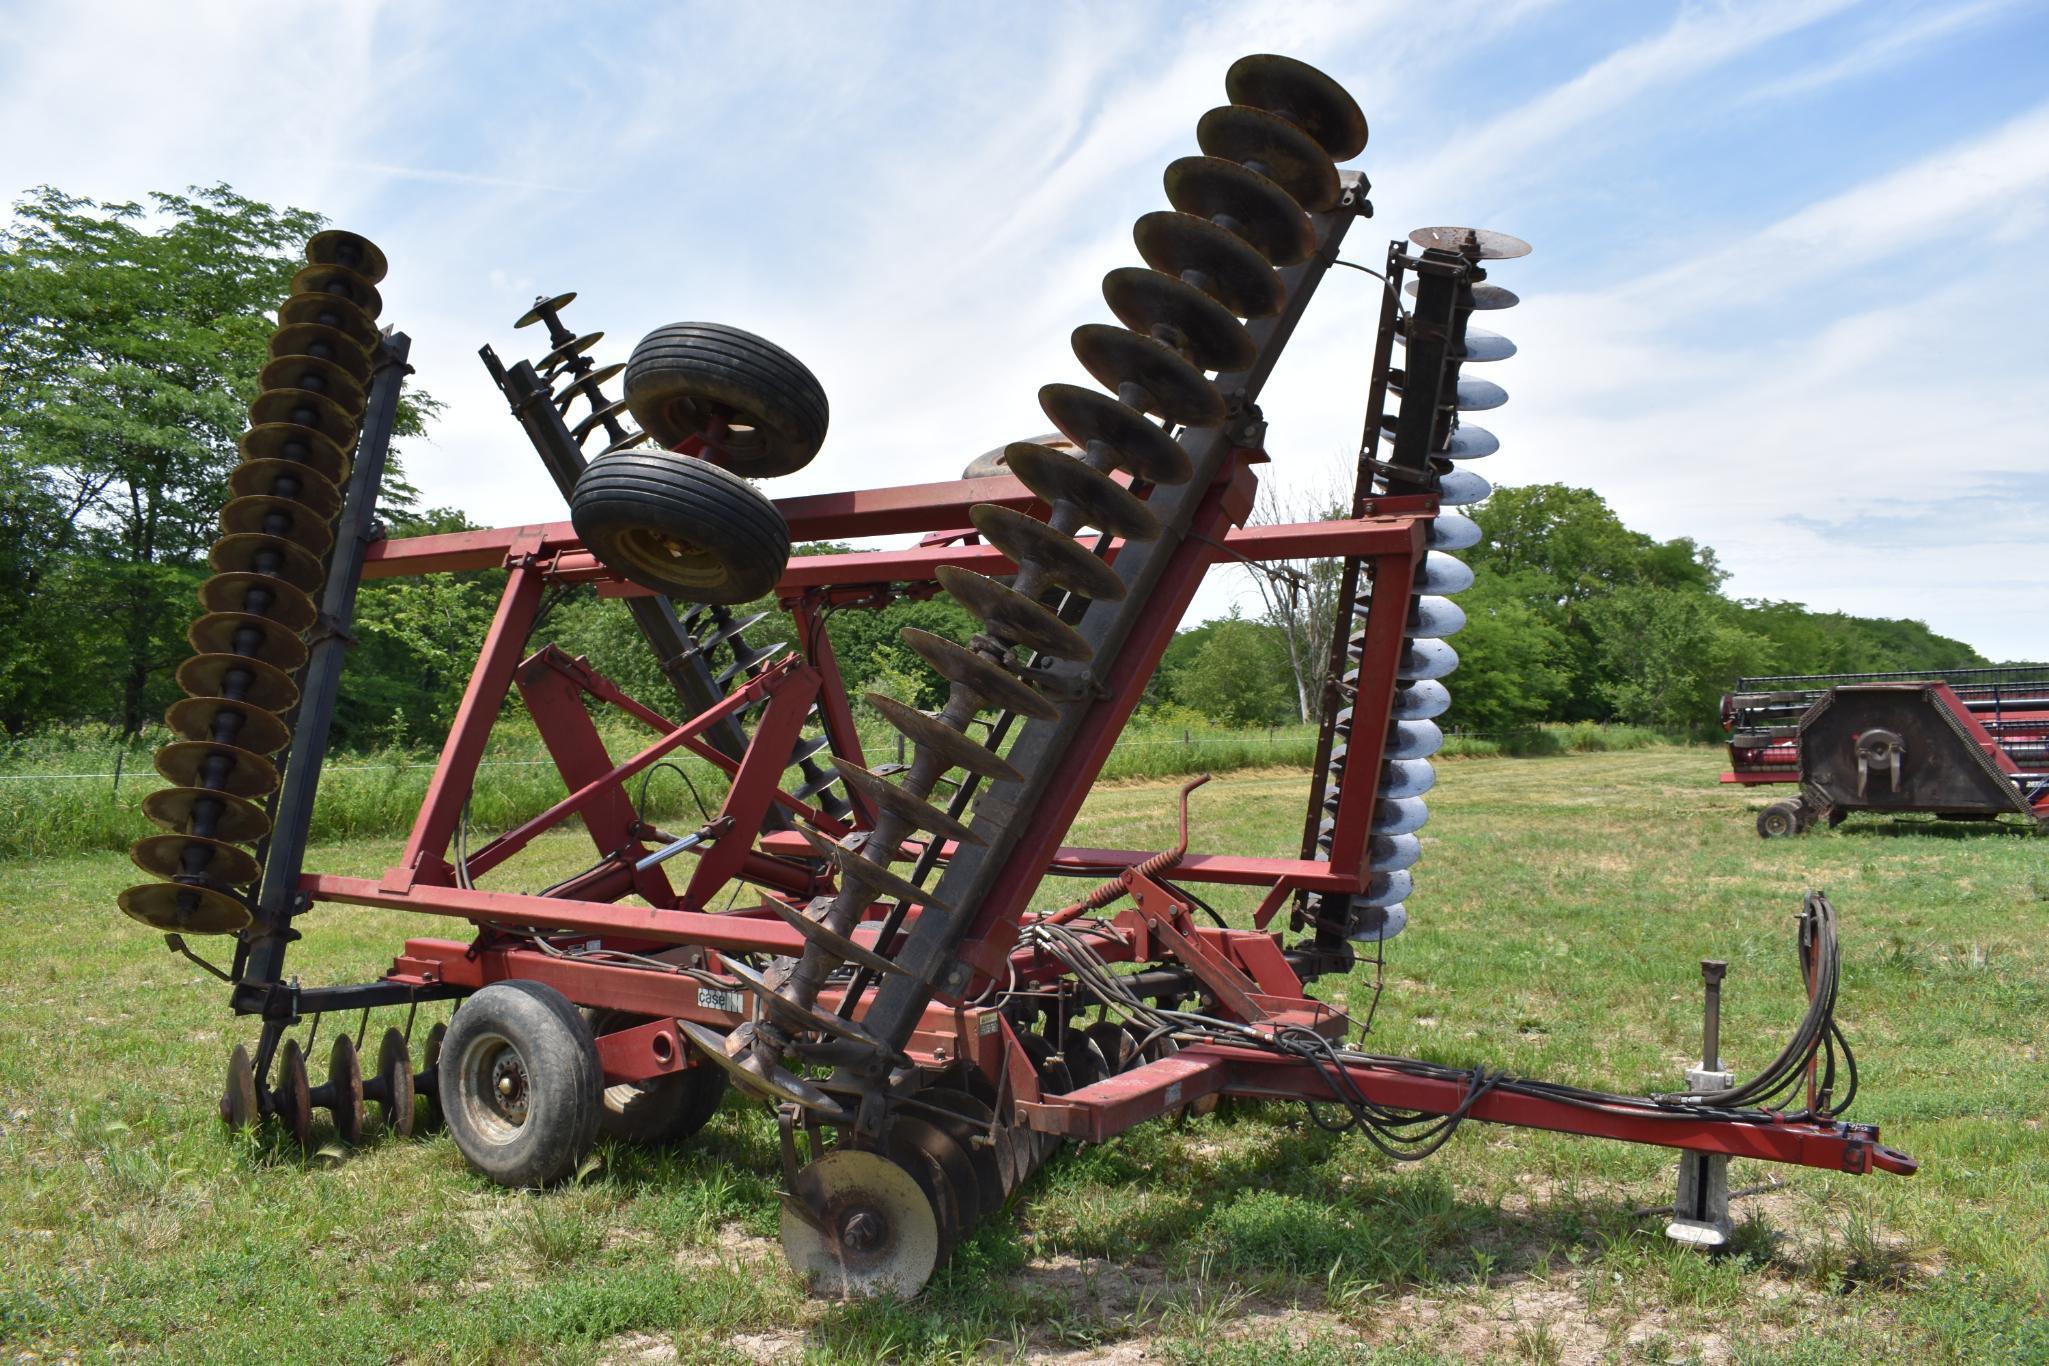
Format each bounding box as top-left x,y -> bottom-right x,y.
1182,728 -> 1190,747
111,749 -> 124,799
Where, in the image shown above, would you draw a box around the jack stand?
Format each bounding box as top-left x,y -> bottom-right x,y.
1667,959 -> 1735,1248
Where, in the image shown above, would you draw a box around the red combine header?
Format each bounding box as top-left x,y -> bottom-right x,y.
1722,666 -> 2049,835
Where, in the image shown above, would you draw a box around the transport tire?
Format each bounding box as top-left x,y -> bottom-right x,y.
1756,801 -> 1803,839
585,1010 -> 730,1145
623,322 -> 828,478
570,451 -> 790,604
440,982 -> 601,1188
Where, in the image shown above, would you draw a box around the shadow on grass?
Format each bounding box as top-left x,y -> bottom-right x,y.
1831,814 -> 2043,840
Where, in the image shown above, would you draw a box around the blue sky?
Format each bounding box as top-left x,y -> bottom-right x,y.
2,0 -> 2044,659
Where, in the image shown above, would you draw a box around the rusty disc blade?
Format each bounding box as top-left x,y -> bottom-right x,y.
832,759 -> 984,847
164,695 -> 292,755
1409,226 -> 1532,260
798,825 -> 958,914
1163,155 -> 1316,267
912,1088 -> 1011,1207
969,505 -> 1125,603
186,611 -> 310,673
539,331 -> 603,373
278,292 -> 380,351
221,1043 -> 260,1130
1002,443 -> 1160,542
1071,325 -> 1226,427
596,428 -> 653,457
290,263 -> 383,318
515,290 -> 576,328
865,695 -> 1022,784
720,955 -> 892,1052
207,532 -> 326,594
326,1034 -> 364,1145
554,363 -> 626,412
899,628 -> 1057,722
142,785 -> 272,844
119,880 -> 251,936
766,896 -> 913,978
1225,54 -> 1368,160
1038,383 -> 1190,485
677,1019 -> 844,1116
219,495 -> 335,558
1196,105 -> 1340,212
304,228 -> 389,285
248,387 -> 360,449
375,1027 -> 416,1138
176,652 -> 299,713
276,1039 -> 313,1148
892,1113 -> 985,1233
781,1147 -> 942,1297
1133,211 -> 1285,319
570,398 -> 630,443
198,570 -> 318,633
238,423 -> 352,487
129,832 -> 259,886
259,353 -> 368,416
152,739 -> 280,799
269,322 -> 373,384
936,566 -> 1092,662
1101,267 -> 1257,374
229,459 -> 343,522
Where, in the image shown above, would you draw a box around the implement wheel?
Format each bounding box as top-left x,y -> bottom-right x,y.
1757,800 -> 1804,839
570,452 -> 789,604
586,1010 -> 729,1145
440,982 -> 601,1188
624,322 -> 828,478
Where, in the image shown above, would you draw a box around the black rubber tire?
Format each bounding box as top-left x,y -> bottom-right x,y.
571,451 -> 790,604
624,322 -> 828,478
1757,801 -> 1803,839
585,1010 -> 729,1145
439,982 -> 602,1188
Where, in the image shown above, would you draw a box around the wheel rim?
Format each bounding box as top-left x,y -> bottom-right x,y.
610,525 -> 729,592
459,1030 -> 531,1144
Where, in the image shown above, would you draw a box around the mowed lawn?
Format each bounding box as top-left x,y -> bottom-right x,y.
1,746 -> 2044,1363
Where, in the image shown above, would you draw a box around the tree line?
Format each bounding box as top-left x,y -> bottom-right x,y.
0,186 -> 1989,750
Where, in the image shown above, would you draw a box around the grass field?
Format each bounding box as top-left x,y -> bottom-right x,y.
2,746 -> 2044,1362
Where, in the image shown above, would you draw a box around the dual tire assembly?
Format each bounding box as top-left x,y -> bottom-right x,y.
569,322 -> 828,606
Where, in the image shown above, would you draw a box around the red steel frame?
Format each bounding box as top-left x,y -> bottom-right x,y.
302,460 -> 1911,1177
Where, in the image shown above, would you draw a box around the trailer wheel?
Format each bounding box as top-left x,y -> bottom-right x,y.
440,982 -> 601,1188
623,322 -> 828,478
570,451 -> 790,604
586,1010 -> 729,1145
1757,801 -> 1804,839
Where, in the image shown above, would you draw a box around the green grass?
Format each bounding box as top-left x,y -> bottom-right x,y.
2,747 -> 2044,1361
0,717 -> 1683,861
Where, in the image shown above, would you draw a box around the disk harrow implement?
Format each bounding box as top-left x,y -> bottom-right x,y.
138,53 -> 1913,1300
